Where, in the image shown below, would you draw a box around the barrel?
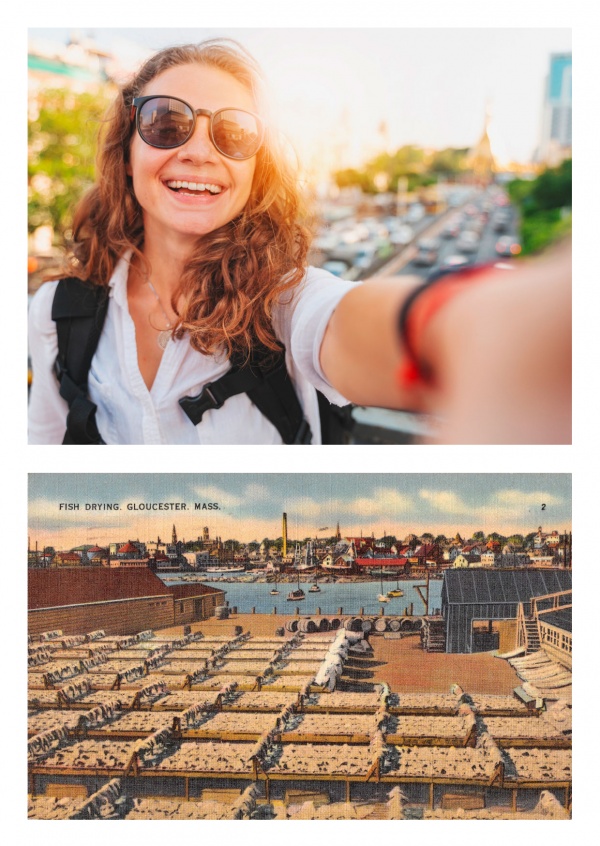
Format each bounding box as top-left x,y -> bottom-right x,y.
297,618 -> 317,633
285,619 -> 298,632
215,605 -> 229,619
275,627 -> 285,637
399,618 -> 413,631
360,618 -> 373,633
317,617 -> 330,632
389,618 -> 401,632
330,618 -> 341,630
234,625 -> 243,636
374,618 -> 387,633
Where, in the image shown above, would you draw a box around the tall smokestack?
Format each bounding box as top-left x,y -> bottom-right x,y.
282,512 -> 288,558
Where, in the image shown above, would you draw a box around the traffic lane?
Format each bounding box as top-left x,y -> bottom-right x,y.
396,211 -> 520,277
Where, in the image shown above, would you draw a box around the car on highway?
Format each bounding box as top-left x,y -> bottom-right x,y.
352,244 -> 378,270
440,216 -> 462,238
406,203 -> 425,223
439,253 -> 472,271
413,238 -> 440,267
456,230 -> 480,253
495,235 -> 522,257
493,210 -> 512,232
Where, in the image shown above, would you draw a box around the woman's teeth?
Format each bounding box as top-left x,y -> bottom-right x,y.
166,180 -> 223,194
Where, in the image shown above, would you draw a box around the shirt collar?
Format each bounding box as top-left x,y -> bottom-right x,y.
108,251 -> 133,309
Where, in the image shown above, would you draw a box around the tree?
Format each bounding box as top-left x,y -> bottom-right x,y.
421,532 -> 434,541
435,534 -> 448,544
472,531 -> 485,541
379,535 -> 397,547
507,159 -> 572,255
28,86 -> 113,241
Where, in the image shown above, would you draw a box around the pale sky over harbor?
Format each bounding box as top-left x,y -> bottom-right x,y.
29,474 -> 571,550
28,26 -> 571,168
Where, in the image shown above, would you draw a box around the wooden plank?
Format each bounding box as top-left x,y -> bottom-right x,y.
385,734 -> 468,748
45,783 -> 88,799
441,792 -> 485,810
285,789 -> 330,807
280,732 -> 371,745
201,788 -> 242,803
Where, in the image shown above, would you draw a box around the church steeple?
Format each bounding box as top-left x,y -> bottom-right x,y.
172,524 -> 177,544
467,104 -> 495,185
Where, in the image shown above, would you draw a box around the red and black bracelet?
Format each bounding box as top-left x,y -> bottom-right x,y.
397,262 -> 507,390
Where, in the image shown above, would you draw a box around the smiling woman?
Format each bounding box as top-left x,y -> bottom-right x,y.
27,38 -> 571,445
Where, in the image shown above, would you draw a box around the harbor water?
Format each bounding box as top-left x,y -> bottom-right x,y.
159,573 -> 443,616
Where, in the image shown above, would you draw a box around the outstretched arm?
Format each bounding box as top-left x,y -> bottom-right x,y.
319,240 -> 571,444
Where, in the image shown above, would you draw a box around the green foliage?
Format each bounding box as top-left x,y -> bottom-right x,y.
332,144 -> 469,195
28,86 -> 113,240
507,159 -> 572,255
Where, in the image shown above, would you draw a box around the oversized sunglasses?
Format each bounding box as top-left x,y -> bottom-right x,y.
130,95 -> 264,159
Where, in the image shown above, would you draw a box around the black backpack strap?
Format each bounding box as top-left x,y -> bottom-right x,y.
316,392 -> 354,445
52,278 -> 109,445
179,348 -> 312,444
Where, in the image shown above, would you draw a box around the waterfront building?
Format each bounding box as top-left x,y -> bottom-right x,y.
441,568 -> 572,654
453,554 -> 482,569
28,568 -> 225,636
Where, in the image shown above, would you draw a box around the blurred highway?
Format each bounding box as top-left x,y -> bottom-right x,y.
311,184 -> 522,443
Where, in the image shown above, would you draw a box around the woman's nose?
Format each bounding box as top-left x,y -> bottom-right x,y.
176,116 -> 218,162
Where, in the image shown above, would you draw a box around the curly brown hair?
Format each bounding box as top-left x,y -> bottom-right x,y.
63,39 -> 314,359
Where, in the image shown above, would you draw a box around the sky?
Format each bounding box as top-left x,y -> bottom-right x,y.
28,26 -> 571,168
29,473 -> 571,550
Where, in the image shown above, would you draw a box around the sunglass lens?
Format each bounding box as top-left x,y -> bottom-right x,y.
212,110 -> 262,158
138,97 -> 194,148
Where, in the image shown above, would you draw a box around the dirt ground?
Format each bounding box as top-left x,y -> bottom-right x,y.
157,612 -> 521,696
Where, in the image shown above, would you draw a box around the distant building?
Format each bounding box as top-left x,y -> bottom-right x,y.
538,52 -> 572,165
453,553 -> 482,569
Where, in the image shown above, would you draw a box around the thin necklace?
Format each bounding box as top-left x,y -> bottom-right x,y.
146,279 -> 173,350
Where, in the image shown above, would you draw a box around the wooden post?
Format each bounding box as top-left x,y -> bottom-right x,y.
337,607 -> 343,615
429,782 -> 434,809
251,606 -> 255,614
272,607 -> 277,614
185,777 -> 189,801
512,788 -> 517,812
265,778 -> 270,802
316,607 -> 321,615
565,786 -> 570,809
360,607 -> 364,616
346,780 -> 350,802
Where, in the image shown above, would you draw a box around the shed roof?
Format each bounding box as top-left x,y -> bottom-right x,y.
538,607 -> 572,633
28,568 -> 171,609
28,568 -> 224,610
442,568 -> 572,605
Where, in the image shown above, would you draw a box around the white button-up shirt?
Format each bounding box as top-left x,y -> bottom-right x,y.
28,255 -> 359,444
